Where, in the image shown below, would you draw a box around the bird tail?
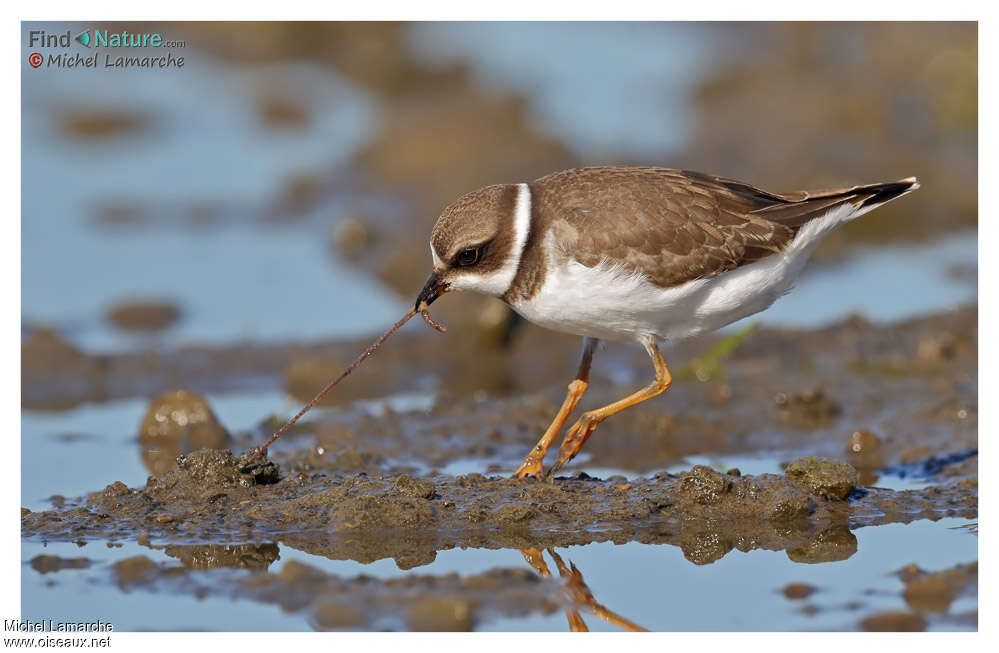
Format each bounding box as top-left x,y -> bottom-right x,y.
750,177 -> 920,231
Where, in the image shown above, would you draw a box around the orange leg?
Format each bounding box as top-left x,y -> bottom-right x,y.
513,338 -> 598,479
548,336 -> 672,479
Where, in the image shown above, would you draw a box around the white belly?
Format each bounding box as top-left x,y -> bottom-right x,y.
509,203 -> 860,343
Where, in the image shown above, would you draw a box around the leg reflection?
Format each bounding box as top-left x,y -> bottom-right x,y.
518,548 -> 648,632
518,548 -> 588,631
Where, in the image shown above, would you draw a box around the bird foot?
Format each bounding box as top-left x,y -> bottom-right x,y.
544,415 -> 600,479
512,453 -> 544,479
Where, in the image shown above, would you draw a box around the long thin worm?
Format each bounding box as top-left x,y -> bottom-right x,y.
252,304 -> 445,459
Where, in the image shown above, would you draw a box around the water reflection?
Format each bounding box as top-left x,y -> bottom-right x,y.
21,515 -> 977,631
160,543 -> 280,571
520,548 -> 647,632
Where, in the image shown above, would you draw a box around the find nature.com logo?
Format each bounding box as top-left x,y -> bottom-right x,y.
27,28 -> 186,69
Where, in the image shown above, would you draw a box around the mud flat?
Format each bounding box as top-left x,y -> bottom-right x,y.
21,305 -> 978,630
23,448 -> 976,567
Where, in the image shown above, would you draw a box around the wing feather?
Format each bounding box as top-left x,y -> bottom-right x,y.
530,167 -> 916,289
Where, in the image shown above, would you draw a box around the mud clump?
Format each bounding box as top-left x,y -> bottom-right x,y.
79,449 -> 281,535
103,481 -> 131,498
776,390 -> 842,428
781,583 -> 817,600
139,390 -> 228,446
675,465 -> 815,524
139,390 -> 230,476
30,555 -> 92,574
859,611 -> 926,632
785,457 -> 858,500
147,449 -> 280,496
679,465 -> 732,505
392,475 -> 436,499
765,491 -> 814,523
107,300 -> 181,332
846,429 -> 885,472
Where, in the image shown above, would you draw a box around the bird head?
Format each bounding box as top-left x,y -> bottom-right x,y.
415,183 -> 530,310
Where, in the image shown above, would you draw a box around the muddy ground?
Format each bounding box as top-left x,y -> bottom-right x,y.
21,305 -> 977,630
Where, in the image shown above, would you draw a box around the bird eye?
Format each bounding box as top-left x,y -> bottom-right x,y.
456,248 -> 480,267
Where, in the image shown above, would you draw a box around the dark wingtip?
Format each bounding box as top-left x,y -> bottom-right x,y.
861,178 -> 920,208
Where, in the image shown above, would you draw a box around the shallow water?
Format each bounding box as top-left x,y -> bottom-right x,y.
21,517 -> 976,631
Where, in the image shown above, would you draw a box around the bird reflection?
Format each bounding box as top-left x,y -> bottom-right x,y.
520,548 -> 648,632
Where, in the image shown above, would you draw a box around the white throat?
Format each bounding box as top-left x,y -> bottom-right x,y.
445,183 -> 532,297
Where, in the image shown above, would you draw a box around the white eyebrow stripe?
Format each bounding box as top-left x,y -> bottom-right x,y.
431,242 -> 444,268
445,183 -> 532,298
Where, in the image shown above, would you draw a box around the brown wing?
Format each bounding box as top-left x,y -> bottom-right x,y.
529,166 -> 916,289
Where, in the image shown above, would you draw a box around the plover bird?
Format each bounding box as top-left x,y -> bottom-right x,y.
414,166 -> 919,479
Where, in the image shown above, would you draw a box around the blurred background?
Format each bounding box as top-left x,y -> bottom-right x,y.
22,21 -> 976,349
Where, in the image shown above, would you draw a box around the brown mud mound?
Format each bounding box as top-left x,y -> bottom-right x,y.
22,450 -> 975,570
785,457 -> 859,500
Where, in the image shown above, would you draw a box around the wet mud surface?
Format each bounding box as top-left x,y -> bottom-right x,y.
23,449 -> 975,569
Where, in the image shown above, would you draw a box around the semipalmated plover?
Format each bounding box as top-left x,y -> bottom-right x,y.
414,166 -> 919,478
